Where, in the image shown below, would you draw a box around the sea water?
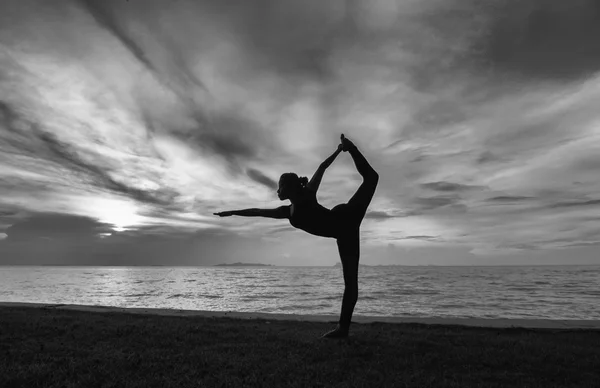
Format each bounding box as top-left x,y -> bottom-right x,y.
1,265 -> 599,319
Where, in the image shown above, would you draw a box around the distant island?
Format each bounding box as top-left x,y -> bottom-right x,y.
333,263 -> 409,267
215,262 -> 275,267
333,263 -> 372,267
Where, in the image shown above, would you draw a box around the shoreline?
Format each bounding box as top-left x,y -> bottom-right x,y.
2,301 -> 599,329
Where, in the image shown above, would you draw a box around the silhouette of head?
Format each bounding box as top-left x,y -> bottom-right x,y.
278,173 -> 308,200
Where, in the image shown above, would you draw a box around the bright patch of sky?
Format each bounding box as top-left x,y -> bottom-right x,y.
1,0 -> 600,265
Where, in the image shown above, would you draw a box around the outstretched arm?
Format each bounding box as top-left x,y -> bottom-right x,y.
214,206 -> 289,219
307,145 -> 343,192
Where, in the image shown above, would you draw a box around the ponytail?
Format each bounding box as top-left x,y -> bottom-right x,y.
299,176 -> 308,188
280,172 -> 308,191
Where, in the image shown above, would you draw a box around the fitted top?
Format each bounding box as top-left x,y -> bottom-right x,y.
288,189 -> 342,239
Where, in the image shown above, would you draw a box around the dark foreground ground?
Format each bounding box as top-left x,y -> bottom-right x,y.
1,306 -> 599,388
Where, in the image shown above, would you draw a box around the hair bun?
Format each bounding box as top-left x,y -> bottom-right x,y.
299,176 -> 308,187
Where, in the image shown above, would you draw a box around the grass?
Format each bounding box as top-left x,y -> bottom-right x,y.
1,306 -> 599,388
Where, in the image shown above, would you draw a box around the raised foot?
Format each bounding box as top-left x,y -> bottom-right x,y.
321,326 -> 349,339
340,134 -> 355,152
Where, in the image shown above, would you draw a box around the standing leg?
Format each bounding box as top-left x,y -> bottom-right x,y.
322,231 -> 360,339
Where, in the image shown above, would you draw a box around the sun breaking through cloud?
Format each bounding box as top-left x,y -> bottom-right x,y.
1,0 -> 600,265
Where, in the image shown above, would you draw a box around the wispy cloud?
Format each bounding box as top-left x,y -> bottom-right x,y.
1,0 -> 600,265
246,168 -> 278,190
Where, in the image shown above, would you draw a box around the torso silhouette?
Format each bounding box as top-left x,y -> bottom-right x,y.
288,189 -> 343,239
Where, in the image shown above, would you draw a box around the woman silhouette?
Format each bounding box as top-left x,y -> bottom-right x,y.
214,134 -> 379,338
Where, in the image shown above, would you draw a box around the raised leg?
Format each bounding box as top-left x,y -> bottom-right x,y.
345,139 -> 378,181
346,144 -> 379,222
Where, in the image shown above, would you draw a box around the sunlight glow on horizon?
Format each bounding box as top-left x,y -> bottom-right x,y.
1,0 -> 600,265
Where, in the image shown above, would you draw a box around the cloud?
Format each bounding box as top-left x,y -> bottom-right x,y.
246,168 -> 278,190
400,235 -> 440,241
3,212 -> 114,242
170,112 -> 276,168
37,132 -> 180,206
420,181 -> 486,192
76,0 -> 209,104
1,0 -> 600,265
413,196 -> 463,211
365,211 -> 395,220
365,210 -> 419,220
477,0 -> 600,81
476,151 -> 505,165
486,196 -> 535,203
77,0 -> 158,79
549,199 -> 600,209
199,0 -> 344,82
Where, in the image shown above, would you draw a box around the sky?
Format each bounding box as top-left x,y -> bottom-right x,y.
1,0 -> 600,266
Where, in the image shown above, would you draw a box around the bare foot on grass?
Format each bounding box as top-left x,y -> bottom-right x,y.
321,325 -> 349,339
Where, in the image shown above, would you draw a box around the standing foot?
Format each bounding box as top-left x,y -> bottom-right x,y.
321,325 -> 349,339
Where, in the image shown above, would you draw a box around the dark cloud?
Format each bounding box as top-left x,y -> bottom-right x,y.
365,210 -> 419,220
76,0 -> 244,168
402,235 -> 439,241
476,151 -> 505,165
3,0 -> 600,264
175,129 -> 255,163
385,235 -> 440,242
486,195 -> 535,202
400,1 -> 490,92
421,181 -> 486,192
0,207 -> 21,218
1,97 -> 181,208
76,0 -> 337,168
549,199 -> 600,209
201,0 -> 342,81
77,0 -> 156,79
3,212 -> 113,242
77,0 -> 207,96
0,101 -> 41,156
0,101 -> 18,132
38,132 -> 179,206
480,0 -> 600,81
365,211 -> 394,219
164,110 -> 277,171
246,168 -> 277,190
414,195 -> 461,210
404,0 -> 600,94
0,209 -> 21,233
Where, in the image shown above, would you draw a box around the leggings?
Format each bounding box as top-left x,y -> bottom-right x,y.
331,145 -> 379,328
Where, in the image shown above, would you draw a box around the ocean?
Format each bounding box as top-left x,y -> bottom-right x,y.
1,265 -> 599,320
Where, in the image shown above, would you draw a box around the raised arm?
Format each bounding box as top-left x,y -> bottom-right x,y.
307,144 -> 343,192
214,206 -> 289,219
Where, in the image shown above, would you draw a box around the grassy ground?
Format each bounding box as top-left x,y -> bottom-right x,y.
1,306 -> 599,388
